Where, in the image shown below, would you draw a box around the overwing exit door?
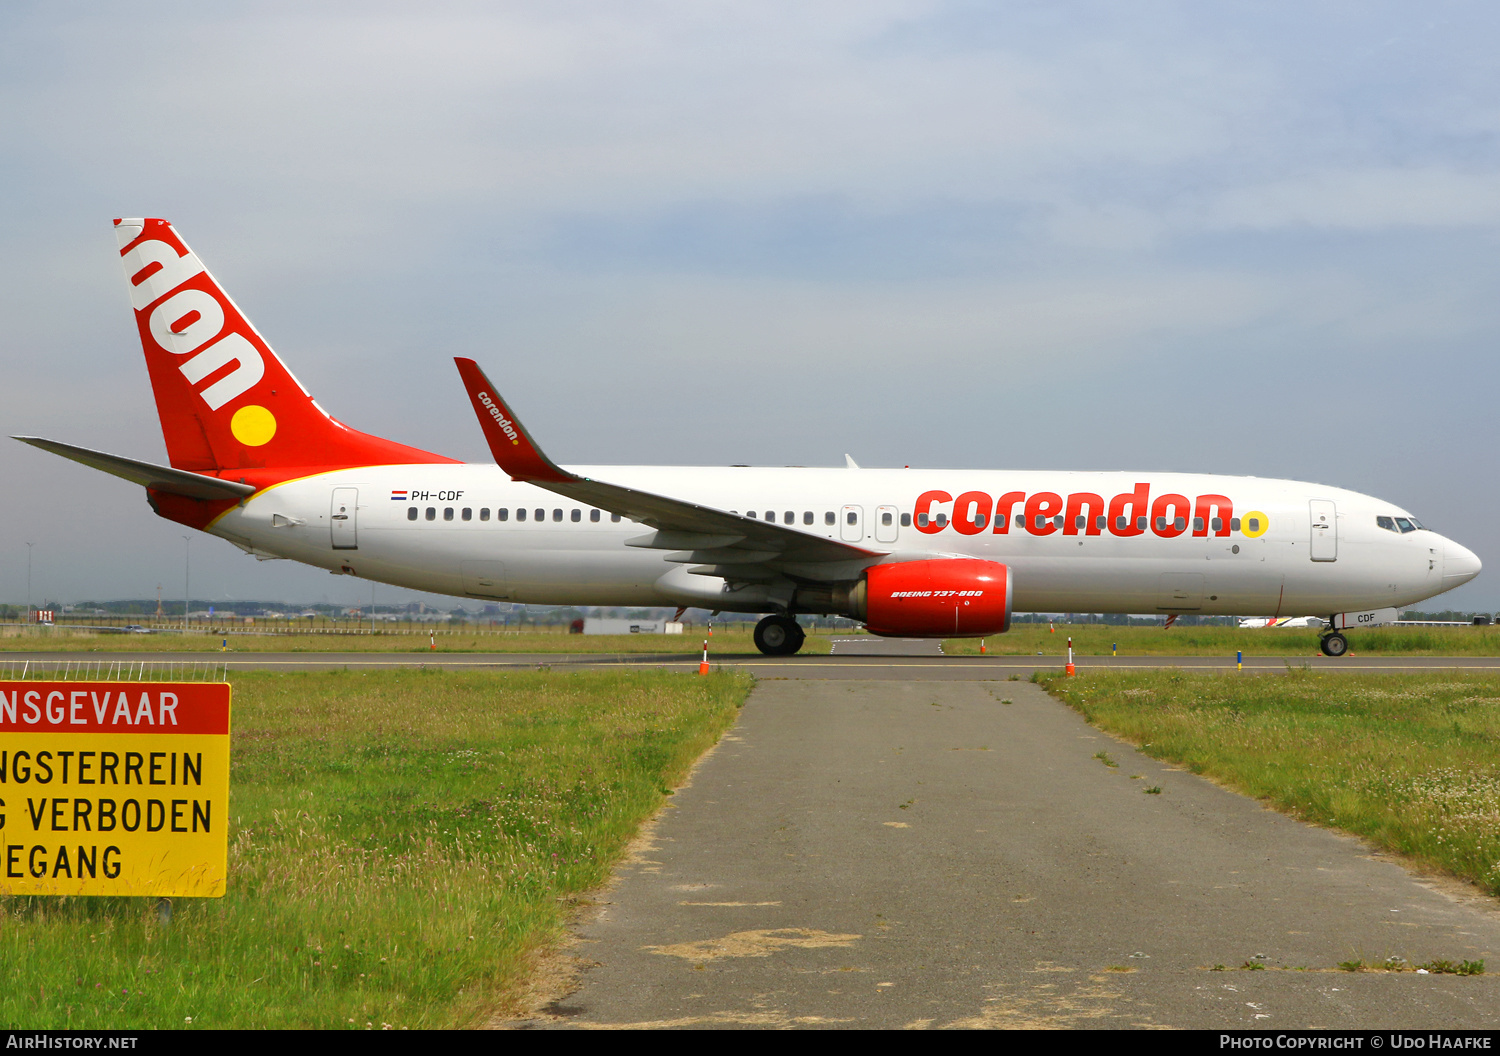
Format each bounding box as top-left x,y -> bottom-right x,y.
331,488 -> 359,550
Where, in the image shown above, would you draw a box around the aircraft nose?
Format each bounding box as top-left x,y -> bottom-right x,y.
1442,539 -> 1483,589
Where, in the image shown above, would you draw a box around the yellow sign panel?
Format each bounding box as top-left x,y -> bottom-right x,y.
0,681 -> 230,897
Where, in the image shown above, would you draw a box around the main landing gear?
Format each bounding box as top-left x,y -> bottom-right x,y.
1319,631 -> 1348,657
754,614 -> 806,656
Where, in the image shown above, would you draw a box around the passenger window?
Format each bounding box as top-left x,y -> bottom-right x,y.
611,513 -> 621,523
1154,517 -> 1165,531
1211,517 -> 1222,532
825,512 -> 835,525
480,508 -> 490,521
1230,517 -> 1240,531
407,507 -> 418,521
804,511 -> 814,525
535,508 -> 544,521
590,509 -> 600,522
571,509 -> 581,522
1095,515 -> 1106,530
462,508 -> 472,521
1174,517 -> 1186,531
444,508 -> 454,521
1034,515 -> 1047,530
1193,517 -> 1203,532
847,511 -> 859,525
1247,517 -> 1261,532
882,512 -> 893,526
426,507 -> 436,521
935,513 -> 948,527
1115,516 -> 1126,530
517,508 -> 527,522
917,513 -> 928,527
900,513 -> 911,527
765,511 -> 775,521
553,509 -> 562,522
1136,516 -> 1146,530
784,511 -> 794,525
1075,515 -> 1086,530
746,511 -> 757,519
497,508 -> 509,521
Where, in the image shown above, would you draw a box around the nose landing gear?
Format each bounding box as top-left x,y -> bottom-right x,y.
753,614 -> 807,656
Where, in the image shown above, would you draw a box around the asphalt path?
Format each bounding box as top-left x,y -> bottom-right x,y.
521,678 -> 1500,1030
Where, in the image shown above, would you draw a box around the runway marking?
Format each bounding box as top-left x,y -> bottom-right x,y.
645,928 -> 861,961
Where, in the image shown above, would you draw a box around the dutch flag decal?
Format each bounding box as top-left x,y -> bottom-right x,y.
391,490 -> 408,501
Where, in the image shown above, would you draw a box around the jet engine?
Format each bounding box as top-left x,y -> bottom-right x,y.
846,558 -> 1012,638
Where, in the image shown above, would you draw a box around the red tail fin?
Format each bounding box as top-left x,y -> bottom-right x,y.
113,218 -> 456,475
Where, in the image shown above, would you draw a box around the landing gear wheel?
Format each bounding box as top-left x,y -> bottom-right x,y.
1319,632 -> 1348,657
754,615 -> 806,656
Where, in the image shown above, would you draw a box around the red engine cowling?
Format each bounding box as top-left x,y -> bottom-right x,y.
857,559 -> 1012,638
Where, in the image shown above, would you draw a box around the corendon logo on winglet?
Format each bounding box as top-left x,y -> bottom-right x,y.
475,392 -> 521,445
912,485 -> 1257,540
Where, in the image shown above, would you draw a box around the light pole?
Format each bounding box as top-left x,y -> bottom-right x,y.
182,536 -> 190,633
25,541 -> 33,625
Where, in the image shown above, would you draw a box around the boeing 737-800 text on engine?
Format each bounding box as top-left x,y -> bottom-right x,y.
14,219 -> 1483,656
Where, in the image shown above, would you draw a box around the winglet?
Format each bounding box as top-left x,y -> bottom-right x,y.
453,358 -> 574,483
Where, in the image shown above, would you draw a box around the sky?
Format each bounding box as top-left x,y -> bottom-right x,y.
2,1 -> 1499,612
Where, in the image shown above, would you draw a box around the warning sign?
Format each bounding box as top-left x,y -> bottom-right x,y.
0,681 -> 230,897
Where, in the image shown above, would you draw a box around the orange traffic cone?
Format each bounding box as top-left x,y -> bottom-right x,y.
698,639 -> 710,676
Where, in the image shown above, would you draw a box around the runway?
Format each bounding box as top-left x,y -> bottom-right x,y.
7,642 -> 1500,680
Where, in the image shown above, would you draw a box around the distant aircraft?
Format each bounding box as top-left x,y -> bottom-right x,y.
1237,616 -> 1330,629
13,219 -> 1483,657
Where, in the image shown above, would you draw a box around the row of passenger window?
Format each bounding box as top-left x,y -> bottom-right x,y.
405,503 -> 1238,535
408,506 -> 624,523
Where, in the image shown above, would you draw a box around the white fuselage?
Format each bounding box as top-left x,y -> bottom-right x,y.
206,465 -> 1479,618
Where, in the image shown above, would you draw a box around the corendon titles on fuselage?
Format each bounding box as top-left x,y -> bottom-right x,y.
910,483 -> 1250,539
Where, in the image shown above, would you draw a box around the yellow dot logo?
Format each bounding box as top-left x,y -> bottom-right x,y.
1241,510 -> 1269,537
230,405 -> 277,447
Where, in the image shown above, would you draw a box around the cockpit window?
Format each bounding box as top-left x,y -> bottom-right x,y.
1394,517 -> 1416,533
1377,516 -> 1397,532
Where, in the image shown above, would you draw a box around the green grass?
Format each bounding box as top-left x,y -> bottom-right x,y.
1041,669 -> 1500,894
0,668 -> 753,1029
0,628 -> 833,655
945,623 -> 1500,656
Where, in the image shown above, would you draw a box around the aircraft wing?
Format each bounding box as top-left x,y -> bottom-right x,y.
13,436 -> 257,502
453,358 -> 882,567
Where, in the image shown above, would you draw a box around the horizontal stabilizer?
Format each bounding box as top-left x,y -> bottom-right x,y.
13,436 -> 256,501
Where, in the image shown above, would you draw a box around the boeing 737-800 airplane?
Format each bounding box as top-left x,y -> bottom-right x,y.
14,219 -> 1483,656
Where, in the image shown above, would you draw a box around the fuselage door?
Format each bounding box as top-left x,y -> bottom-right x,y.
1309,499 -> 1337,562
841,505 -> 864,542
331,487 -> 359,550
875,505 -> 899,544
